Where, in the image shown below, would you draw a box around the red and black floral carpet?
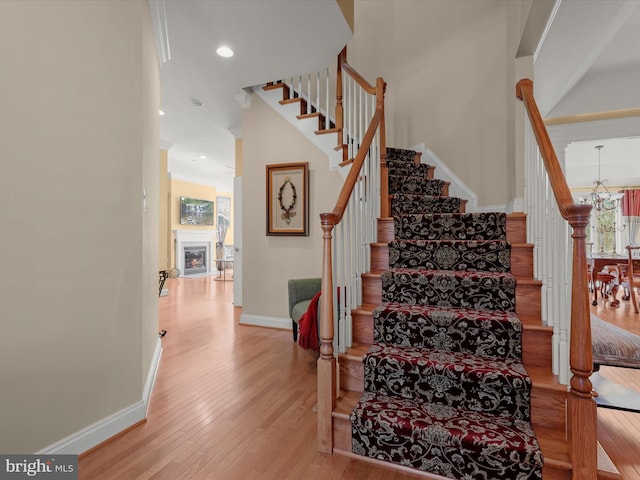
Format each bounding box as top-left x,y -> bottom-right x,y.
350,148 -> 543,479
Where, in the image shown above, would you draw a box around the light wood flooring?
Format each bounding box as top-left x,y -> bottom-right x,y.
78,276 -> 640,479
591,293 -> 640,480
78,276 -> 421,479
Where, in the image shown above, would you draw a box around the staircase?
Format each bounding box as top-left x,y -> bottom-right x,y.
329,146 -> 570,479
262,55 -> 620,478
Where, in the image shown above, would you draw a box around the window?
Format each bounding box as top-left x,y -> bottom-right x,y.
588,196 -> 625,255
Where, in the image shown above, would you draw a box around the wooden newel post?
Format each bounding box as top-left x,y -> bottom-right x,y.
317,212 -> 337,454
566,203 -> 597,480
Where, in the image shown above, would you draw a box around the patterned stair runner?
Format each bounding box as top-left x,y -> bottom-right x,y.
351,147 -> 543,479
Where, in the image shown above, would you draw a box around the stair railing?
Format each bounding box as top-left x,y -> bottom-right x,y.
280,68 -> 334,131
317,47 -> 386,454
516,79 -> 597,480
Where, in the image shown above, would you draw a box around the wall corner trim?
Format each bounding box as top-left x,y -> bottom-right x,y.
36,338 -> 163,455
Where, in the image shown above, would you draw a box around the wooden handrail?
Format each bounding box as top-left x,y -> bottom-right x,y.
317,49 -> 386,454
516,78 -> 597,479
339,47 -> 377,94
330,107 -> 383,224
516,79 -> 574,219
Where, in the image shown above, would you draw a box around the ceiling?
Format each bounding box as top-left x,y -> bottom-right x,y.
153,0 -> 640,193
151,0 -> 351,193
532,0 -> 640,190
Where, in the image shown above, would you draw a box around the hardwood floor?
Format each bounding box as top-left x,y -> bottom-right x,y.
78,277 -> 421,479
78,277 -> 640,479
591,294 -> 640,480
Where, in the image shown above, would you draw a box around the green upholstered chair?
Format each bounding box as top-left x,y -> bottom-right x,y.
287,278 -> 321,341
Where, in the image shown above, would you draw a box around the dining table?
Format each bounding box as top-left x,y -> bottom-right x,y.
589,254 -> 627,306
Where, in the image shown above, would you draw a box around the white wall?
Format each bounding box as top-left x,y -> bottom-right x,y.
0,0 -> 159,453
240,94 -> 342,325
348,0 -> 528,208
548,67 -> 640,117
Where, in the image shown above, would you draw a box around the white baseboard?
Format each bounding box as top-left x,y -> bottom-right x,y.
143,338 -> 163,415
36,401 -> 146,455
239,314 -> 291,331
509,197 -> 525,213
411,143 -> 520,214
412,144 -> 480,212
474,203 -> 509,213
36,338 -> 163,455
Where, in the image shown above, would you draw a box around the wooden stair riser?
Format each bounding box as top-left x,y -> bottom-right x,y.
515,280 -> 542,319
522,327 -> 553,370
531,386 -> 567,431
369,243 -> 388,273
362,273 -> 382,305
339,355 -> 365,393
351,309 -> 374,345
332,411 -> 352,454
506,212 -> 527,243
511,243 -> 535,278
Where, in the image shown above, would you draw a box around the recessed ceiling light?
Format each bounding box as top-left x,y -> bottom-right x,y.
159,110 -> 165,116
199,155 -> 207,159
216,46 -> 234,58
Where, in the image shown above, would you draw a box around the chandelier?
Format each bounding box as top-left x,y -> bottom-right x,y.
587,145 -> 619,212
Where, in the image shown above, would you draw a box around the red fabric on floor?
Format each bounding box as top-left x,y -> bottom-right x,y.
298,291 -> 321,350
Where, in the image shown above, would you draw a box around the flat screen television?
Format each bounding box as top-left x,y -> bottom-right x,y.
180,196 -> 214,226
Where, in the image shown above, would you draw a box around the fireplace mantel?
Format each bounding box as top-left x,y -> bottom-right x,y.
174,229 -> 215,277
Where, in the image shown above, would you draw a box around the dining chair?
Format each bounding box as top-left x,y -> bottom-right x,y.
619,245 -> 640,314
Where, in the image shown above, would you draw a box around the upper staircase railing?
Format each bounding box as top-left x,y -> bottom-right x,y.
317,47 -> 386,453
516,79 -> 597,479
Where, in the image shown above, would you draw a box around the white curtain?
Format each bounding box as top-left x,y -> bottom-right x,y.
622,189 -> 640,246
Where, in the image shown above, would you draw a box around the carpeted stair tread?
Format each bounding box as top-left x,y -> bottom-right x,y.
394,212 -> 507,241
386,147 -> 419,162
391,194 -> 461,215
382,268 -> 516,312
389,175 -> 444,196
387,160 -> 431,178
364,343 -> 532,419
389,239 -> 511,272
351,392 -> 543,480
373,303 -> 522,359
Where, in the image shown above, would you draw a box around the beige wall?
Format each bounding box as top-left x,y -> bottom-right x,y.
349,0 -> 528,208
141,3 -> 161,400
241,94 -> 342,319
169,179 -> 234,268
0,0 -> 158,453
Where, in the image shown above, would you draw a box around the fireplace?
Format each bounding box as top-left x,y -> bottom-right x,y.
184,246 -> 207,275
174,230 -> 215,277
